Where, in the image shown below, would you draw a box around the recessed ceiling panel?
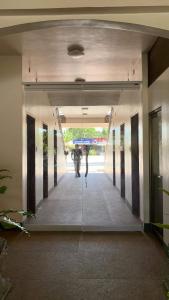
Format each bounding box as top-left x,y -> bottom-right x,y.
0,25 -> 156,82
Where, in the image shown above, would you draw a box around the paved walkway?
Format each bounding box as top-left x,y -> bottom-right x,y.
3,231 -> 168,300
25,157 -> 142,230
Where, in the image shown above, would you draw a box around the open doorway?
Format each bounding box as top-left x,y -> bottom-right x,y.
25,107 -> 142,231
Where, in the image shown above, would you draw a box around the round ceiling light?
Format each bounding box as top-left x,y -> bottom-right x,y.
67,44 -> 84,59
75,78 -> 86,83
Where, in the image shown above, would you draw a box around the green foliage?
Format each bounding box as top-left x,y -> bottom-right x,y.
89,149 -> 97,156
153,223 -> 169,230
63,128 -> 108,142
153,188 -> 169,230
161,189 -> 169,197
0,169 -> 33,234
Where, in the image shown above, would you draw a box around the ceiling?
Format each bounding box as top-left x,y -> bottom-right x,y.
0,24 -> 156,125
59,106 -> 111,118
0,25 -> 156,82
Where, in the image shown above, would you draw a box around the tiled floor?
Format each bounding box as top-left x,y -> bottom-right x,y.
25,171 -> 142,230
1,231 -> 168,300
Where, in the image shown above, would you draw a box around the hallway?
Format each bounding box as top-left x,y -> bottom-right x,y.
25,158 -> 142,230
4,231 -> 168,300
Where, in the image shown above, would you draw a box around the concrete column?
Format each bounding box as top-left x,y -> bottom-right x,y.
141,53 -> 150,224
0,56 -> 23,217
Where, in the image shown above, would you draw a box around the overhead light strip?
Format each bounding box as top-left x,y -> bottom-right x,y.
23,81 -> 141,91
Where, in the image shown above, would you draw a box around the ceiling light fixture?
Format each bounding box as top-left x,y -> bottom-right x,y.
75,78 -> 86,83
81,107 -> 88,110
67,44 -> 84,59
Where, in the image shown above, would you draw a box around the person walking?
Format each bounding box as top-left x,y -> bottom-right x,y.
71,144 -> 82,177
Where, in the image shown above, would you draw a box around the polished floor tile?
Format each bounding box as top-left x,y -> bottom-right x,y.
25,172 -> 142,229
1,232 -> 167,300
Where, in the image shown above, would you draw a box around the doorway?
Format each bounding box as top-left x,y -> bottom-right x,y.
120,124 -> 125,198
131,114 -> 140,217
149,108 -> 163,238
54,129 -> 57,186
43,124 -> 48,198
27,115 -> 36,213
112,129 -> 116,186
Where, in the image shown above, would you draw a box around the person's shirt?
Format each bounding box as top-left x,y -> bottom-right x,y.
71,149 -> 82,161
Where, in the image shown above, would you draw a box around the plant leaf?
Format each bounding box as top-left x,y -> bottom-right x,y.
153,223 -> 169,230
0,186 -> 7,194
161,189 -> 169,197
0,175 -> 12,180
0,210 -> 34,217
1,216 -> 29,235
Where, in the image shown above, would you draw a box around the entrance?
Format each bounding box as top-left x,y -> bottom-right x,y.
112,129 -> 116,186
120,124 -> 125,199
27,115 -> 36,213
54,129 -> 57,186
43,124 -> 48,198
131,114 -> 140,217
149,108 -> 163,238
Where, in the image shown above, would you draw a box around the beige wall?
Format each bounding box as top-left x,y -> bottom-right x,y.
149,67 -> 169,244
0,56 -> 66,219
105,88 -> 144,217
0,56 -> 23,217
24,91 -> 66,208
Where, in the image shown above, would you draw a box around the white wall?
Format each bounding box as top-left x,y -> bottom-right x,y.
105,88 -> 144,220
23,91 -> 66,208
0,56 -> 23,219
149,67 -> 169,244
0,57 -> 66,220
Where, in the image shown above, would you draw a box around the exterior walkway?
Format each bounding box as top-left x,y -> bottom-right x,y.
25,156 -> 142,230
3,231 -> 168,300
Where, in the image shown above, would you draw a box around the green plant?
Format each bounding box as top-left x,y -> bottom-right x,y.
0,169 -> 33,235
153,188 -> 169,299
153,189 -> 169,230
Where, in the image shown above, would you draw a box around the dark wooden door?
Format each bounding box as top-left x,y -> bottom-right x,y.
113,129 -> 116,186
54,129 -> 57,186
131,114 -> 140,217
27,115 -> 36,213
150,108 -> 163,238
43,124 -> 48,198
120,124 -> 125,198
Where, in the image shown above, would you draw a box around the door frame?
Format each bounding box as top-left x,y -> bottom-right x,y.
43,123 -> 48,198
149,106 -> 163,238
27,114 -> 36,213
131,113 -> 140,217
112,129 -> 116,186
54,129 -> 57,186
120,123 -> 125,199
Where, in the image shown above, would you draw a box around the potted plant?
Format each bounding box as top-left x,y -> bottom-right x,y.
153,188 -> 169,299
0,169 -> 33,299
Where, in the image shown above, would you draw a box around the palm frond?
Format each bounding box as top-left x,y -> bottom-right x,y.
153,223 -> 169,230
162,189 -> 169,197
1,216 -> 29,235
0,175 -> 12,180
0,210 -> 34,217
0,186 -> 7,194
